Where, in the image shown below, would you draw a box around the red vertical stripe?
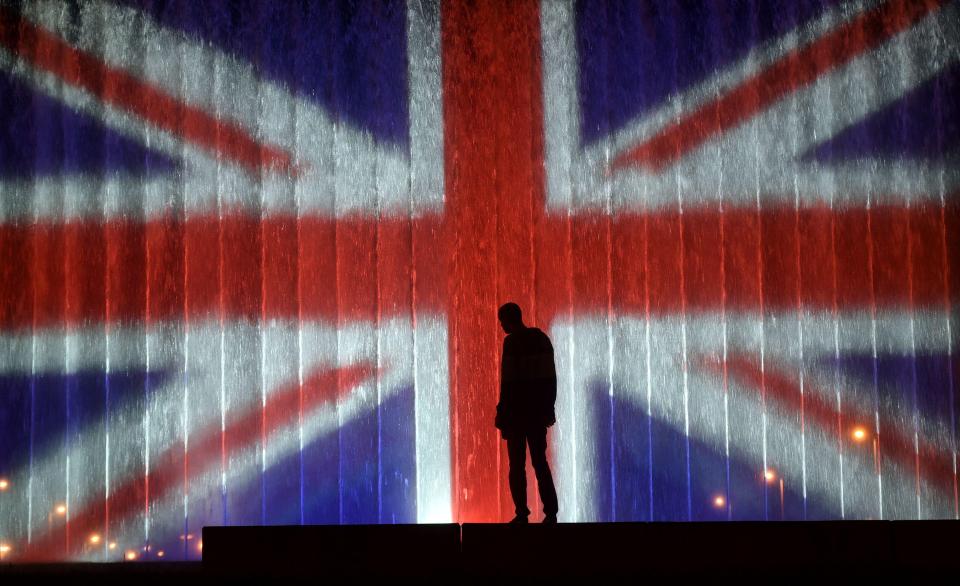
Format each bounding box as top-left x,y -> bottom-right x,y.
442,0 -> 545,522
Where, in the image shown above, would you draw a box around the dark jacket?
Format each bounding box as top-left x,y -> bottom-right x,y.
495,326 -> 557,433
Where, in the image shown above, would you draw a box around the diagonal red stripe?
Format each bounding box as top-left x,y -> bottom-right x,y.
16,361 -> 378,562
610,0 -> 945,172
698,353 -> 958,503
0,7 -> 297,175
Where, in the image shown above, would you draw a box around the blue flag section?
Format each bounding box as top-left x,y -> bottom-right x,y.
574,0 -> 836,144
0,0 -> 958,565
0,370 -> 172,476
143,386 -> 418,559
128,0 -> 410,146
804,63 -> 960,161
590,384 -> 835,523
0,71 -> 177,177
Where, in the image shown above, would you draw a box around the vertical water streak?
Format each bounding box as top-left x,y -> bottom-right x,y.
599,2 -> 616,522
175,9 -> 192,556
668,6 -> 693,522
791,96 -> 809,521
642,191 -> 653,522
710,2 -> 733,522
213,47 -> 229,527
332,83 -> 343,526
407,0 -> 421,525
746,1 -> 770,522
59,3 -> 73,552
256,20 -> 268,528
849,3 -> 884,519
784,0 -> 809,522
26,29 -> 41,542
292,6 -> 305,528
372,14 -> 385,523
91,4 -> 111,554
929,7 -> 958,518
823,3 -> 846,518
895,2 -> 923,518
28,302 -> 36,545
565,155 -> 576,520
139,0 -> 152,547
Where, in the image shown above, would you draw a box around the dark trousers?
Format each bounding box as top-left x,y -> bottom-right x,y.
505,427 -> 559,517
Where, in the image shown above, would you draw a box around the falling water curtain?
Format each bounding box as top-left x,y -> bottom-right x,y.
0,0 -> 957,563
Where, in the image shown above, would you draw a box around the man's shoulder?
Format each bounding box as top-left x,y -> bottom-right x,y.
528,327 -> 552,345
504,327 -> 552,352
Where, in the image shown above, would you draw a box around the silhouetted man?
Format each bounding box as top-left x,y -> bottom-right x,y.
495,302 -> 559,524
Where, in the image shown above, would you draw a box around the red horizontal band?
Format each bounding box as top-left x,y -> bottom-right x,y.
0,202 -> 955,331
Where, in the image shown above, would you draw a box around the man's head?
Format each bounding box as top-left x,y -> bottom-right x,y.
498,302 -> 524,334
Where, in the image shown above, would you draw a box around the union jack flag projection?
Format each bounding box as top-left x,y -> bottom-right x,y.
0,0 -> 957,564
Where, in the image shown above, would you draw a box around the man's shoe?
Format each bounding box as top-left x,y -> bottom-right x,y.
542,514 -> 558,524
509,514 -> 529,524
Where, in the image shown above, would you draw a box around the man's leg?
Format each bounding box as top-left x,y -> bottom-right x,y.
505,432 -> 530,518
527,427 -> 558,517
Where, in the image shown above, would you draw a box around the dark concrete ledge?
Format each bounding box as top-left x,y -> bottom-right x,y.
2,520 -> 957,581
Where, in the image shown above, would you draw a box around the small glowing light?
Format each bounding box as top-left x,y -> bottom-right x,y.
157,550 -> 165,558
713,495 -> 726,508
125,550 -> 138,561
0,479 -> 9,491
55,504 -> 67,516
108,542 -> 117,550
89,533 -> 101,545
852,427 -> 868,442
764,469 -> 777,483
197,540 -> 203,553
0,544 -> 12,554
179,533 -> 195,541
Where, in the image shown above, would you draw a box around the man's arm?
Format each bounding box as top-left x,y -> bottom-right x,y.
545,336 -> 557,426
495,336 -> 512,430
532,330 -> 557,427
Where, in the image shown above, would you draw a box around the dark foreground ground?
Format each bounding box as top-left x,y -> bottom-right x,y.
2,520 -> 958,583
